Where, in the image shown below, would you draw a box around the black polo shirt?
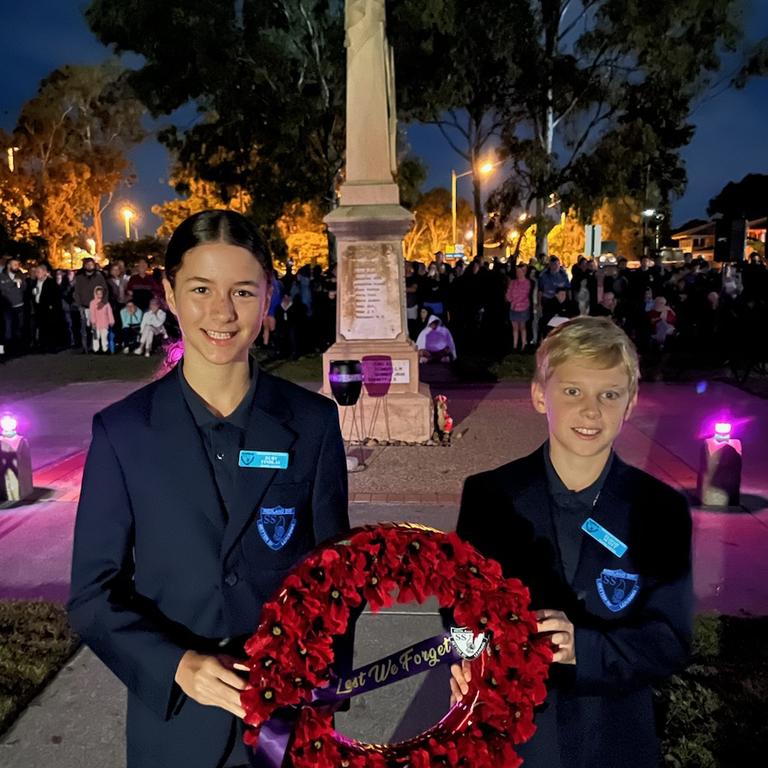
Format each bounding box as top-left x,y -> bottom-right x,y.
543,444 -> 613,584
178,361 -> 258,520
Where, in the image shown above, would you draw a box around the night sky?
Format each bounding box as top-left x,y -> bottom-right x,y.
2,1 -> 767,243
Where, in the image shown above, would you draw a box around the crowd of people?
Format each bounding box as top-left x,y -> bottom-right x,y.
2,247 -> 767,376
404,249 -> 768,375
0,255 -> 172,358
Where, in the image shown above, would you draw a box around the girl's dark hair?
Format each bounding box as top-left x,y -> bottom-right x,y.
164,210 -> 273,287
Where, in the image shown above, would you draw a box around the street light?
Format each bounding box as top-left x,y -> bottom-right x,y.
121,206 -> 135,240
451,159 -> 502,252
642,209 -> 661,256
6,146 -> 19,172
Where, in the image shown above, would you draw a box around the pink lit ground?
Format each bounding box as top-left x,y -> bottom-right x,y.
1,378 -> 766,615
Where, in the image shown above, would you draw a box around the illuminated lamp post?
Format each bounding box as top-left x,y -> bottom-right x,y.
0,414 -> 34,504
451,160 -> 500,254
697,421 -> 742,507
121,207 -> 135,240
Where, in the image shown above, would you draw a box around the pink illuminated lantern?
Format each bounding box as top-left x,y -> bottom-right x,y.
0,414 -> 18,438
698,420 -> 742,507
1,413 -> 34,503
713,422 -> 732,442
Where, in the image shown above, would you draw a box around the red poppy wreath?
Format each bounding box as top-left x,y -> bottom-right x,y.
241,524 -> 551,768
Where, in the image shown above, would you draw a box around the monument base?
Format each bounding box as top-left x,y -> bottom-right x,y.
322,341 -> 434,444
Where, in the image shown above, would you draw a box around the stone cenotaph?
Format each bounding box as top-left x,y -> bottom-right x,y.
321,0 -> 433,443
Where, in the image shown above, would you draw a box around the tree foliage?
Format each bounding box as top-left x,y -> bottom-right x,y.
104,235 -> 167,268
276,200 -> 329,269
402,187 -> 473,262
486,0 -> 752,253
390,0 -> 534,258
707,174 -> 768,220
86,0 -> 346,230
153,172 -> 252,239
10,62 -> 144,260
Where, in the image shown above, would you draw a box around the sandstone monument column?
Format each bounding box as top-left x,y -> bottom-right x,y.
321,0 -> 433,443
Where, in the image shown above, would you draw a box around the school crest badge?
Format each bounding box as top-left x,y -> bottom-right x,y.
257,506 -> 296,551
450,626 -> 488,660
596,568 -> 640,612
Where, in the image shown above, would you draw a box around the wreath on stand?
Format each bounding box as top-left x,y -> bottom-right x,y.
241,524 -> 551,768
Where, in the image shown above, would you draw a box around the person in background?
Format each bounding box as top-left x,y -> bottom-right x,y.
506,264 -> 532,352
405,261 -> 420,340
137,296 -> 168,357
274,290 -> 305,360
538,256 -> 571,338
542,287 -> 579,335
127,258 -> 159,312
32,261 -> 62,352
647,296 -> 677,348
591,291 -> 617,320
0,255 -> 27,356
89,285 -> 115,354
262,273 -> 282,352
416,314 -> 457,363
74,257 -> 108,353
120,300 -> 144,354
55,269 -> 75,348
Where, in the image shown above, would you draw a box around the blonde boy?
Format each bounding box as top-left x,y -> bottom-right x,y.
453,316 -> 692,768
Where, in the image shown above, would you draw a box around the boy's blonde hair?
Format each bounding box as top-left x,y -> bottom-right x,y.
534,317 -> 640,398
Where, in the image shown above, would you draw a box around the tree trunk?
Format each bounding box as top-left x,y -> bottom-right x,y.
535,85 -> 555,257
535,1 -> 560,256
473,173 -> 484,261
92,197 -> 104,257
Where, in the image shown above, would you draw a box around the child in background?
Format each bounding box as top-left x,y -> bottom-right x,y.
120,300 -> 143,354
89,286 -> 115,353
136,297 -> 168,357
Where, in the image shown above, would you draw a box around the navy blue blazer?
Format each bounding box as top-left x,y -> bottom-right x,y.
68,366 -> 348,768
457,447 -> 692,768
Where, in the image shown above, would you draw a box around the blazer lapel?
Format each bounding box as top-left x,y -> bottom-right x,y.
221,373 -> 298,559
509,448 -> 565,578
572,457 -> 632,583
150,371 -> 225,532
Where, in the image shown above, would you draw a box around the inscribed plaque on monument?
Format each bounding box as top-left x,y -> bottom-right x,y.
340,244 -> 402,339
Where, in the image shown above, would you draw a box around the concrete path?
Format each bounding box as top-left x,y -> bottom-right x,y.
1,376 -> 768,767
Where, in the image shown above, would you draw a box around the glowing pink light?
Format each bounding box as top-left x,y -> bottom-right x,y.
714,422 -> 732,441
0,414 -> 18,437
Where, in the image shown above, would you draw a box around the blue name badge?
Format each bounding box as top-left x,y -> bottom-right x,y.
581,517 -> 628,558
238,450 -> 289,470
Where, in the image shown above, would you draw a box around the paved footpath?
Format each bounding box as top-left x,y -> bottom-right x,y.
1,376 -> 767,767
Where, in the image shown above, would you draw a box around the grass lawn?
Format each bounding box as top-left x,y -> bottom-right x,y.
0,601 -> 79,735
0,349 -> 158,400
0,349 -> 326,403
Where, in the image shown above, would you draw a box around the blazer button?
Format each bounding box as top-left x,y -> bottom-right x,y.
577,590 -> 587,601
224,572 -> 239,587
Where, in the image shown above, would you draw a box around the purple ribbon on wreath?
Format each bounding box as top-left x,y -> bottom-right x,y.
250,632 -> 466,767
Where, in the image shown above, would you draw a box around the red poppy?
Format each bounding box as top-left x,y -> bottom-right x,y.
241,524 -> 549,767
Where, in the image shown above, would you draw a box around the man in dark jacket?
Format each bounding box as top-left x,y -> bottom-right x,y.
452,317 -> 692,768
31,260 -> 63,352
0,255 -> 27,356
73,257 -> 108,352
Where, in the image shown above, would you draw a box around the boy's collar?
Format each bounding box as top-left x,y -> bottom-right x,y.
543,440 -> 614,499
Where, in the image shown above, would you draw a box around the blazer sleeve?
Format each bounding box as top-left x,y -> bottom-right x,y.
67,414 -> 188,720
572,493 -> 693,694
310,402 -> 349,544
311,403 -> 353,678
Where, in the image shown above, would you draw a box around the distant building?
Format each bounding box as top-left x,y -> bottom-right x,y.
671,217 -> 766,261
